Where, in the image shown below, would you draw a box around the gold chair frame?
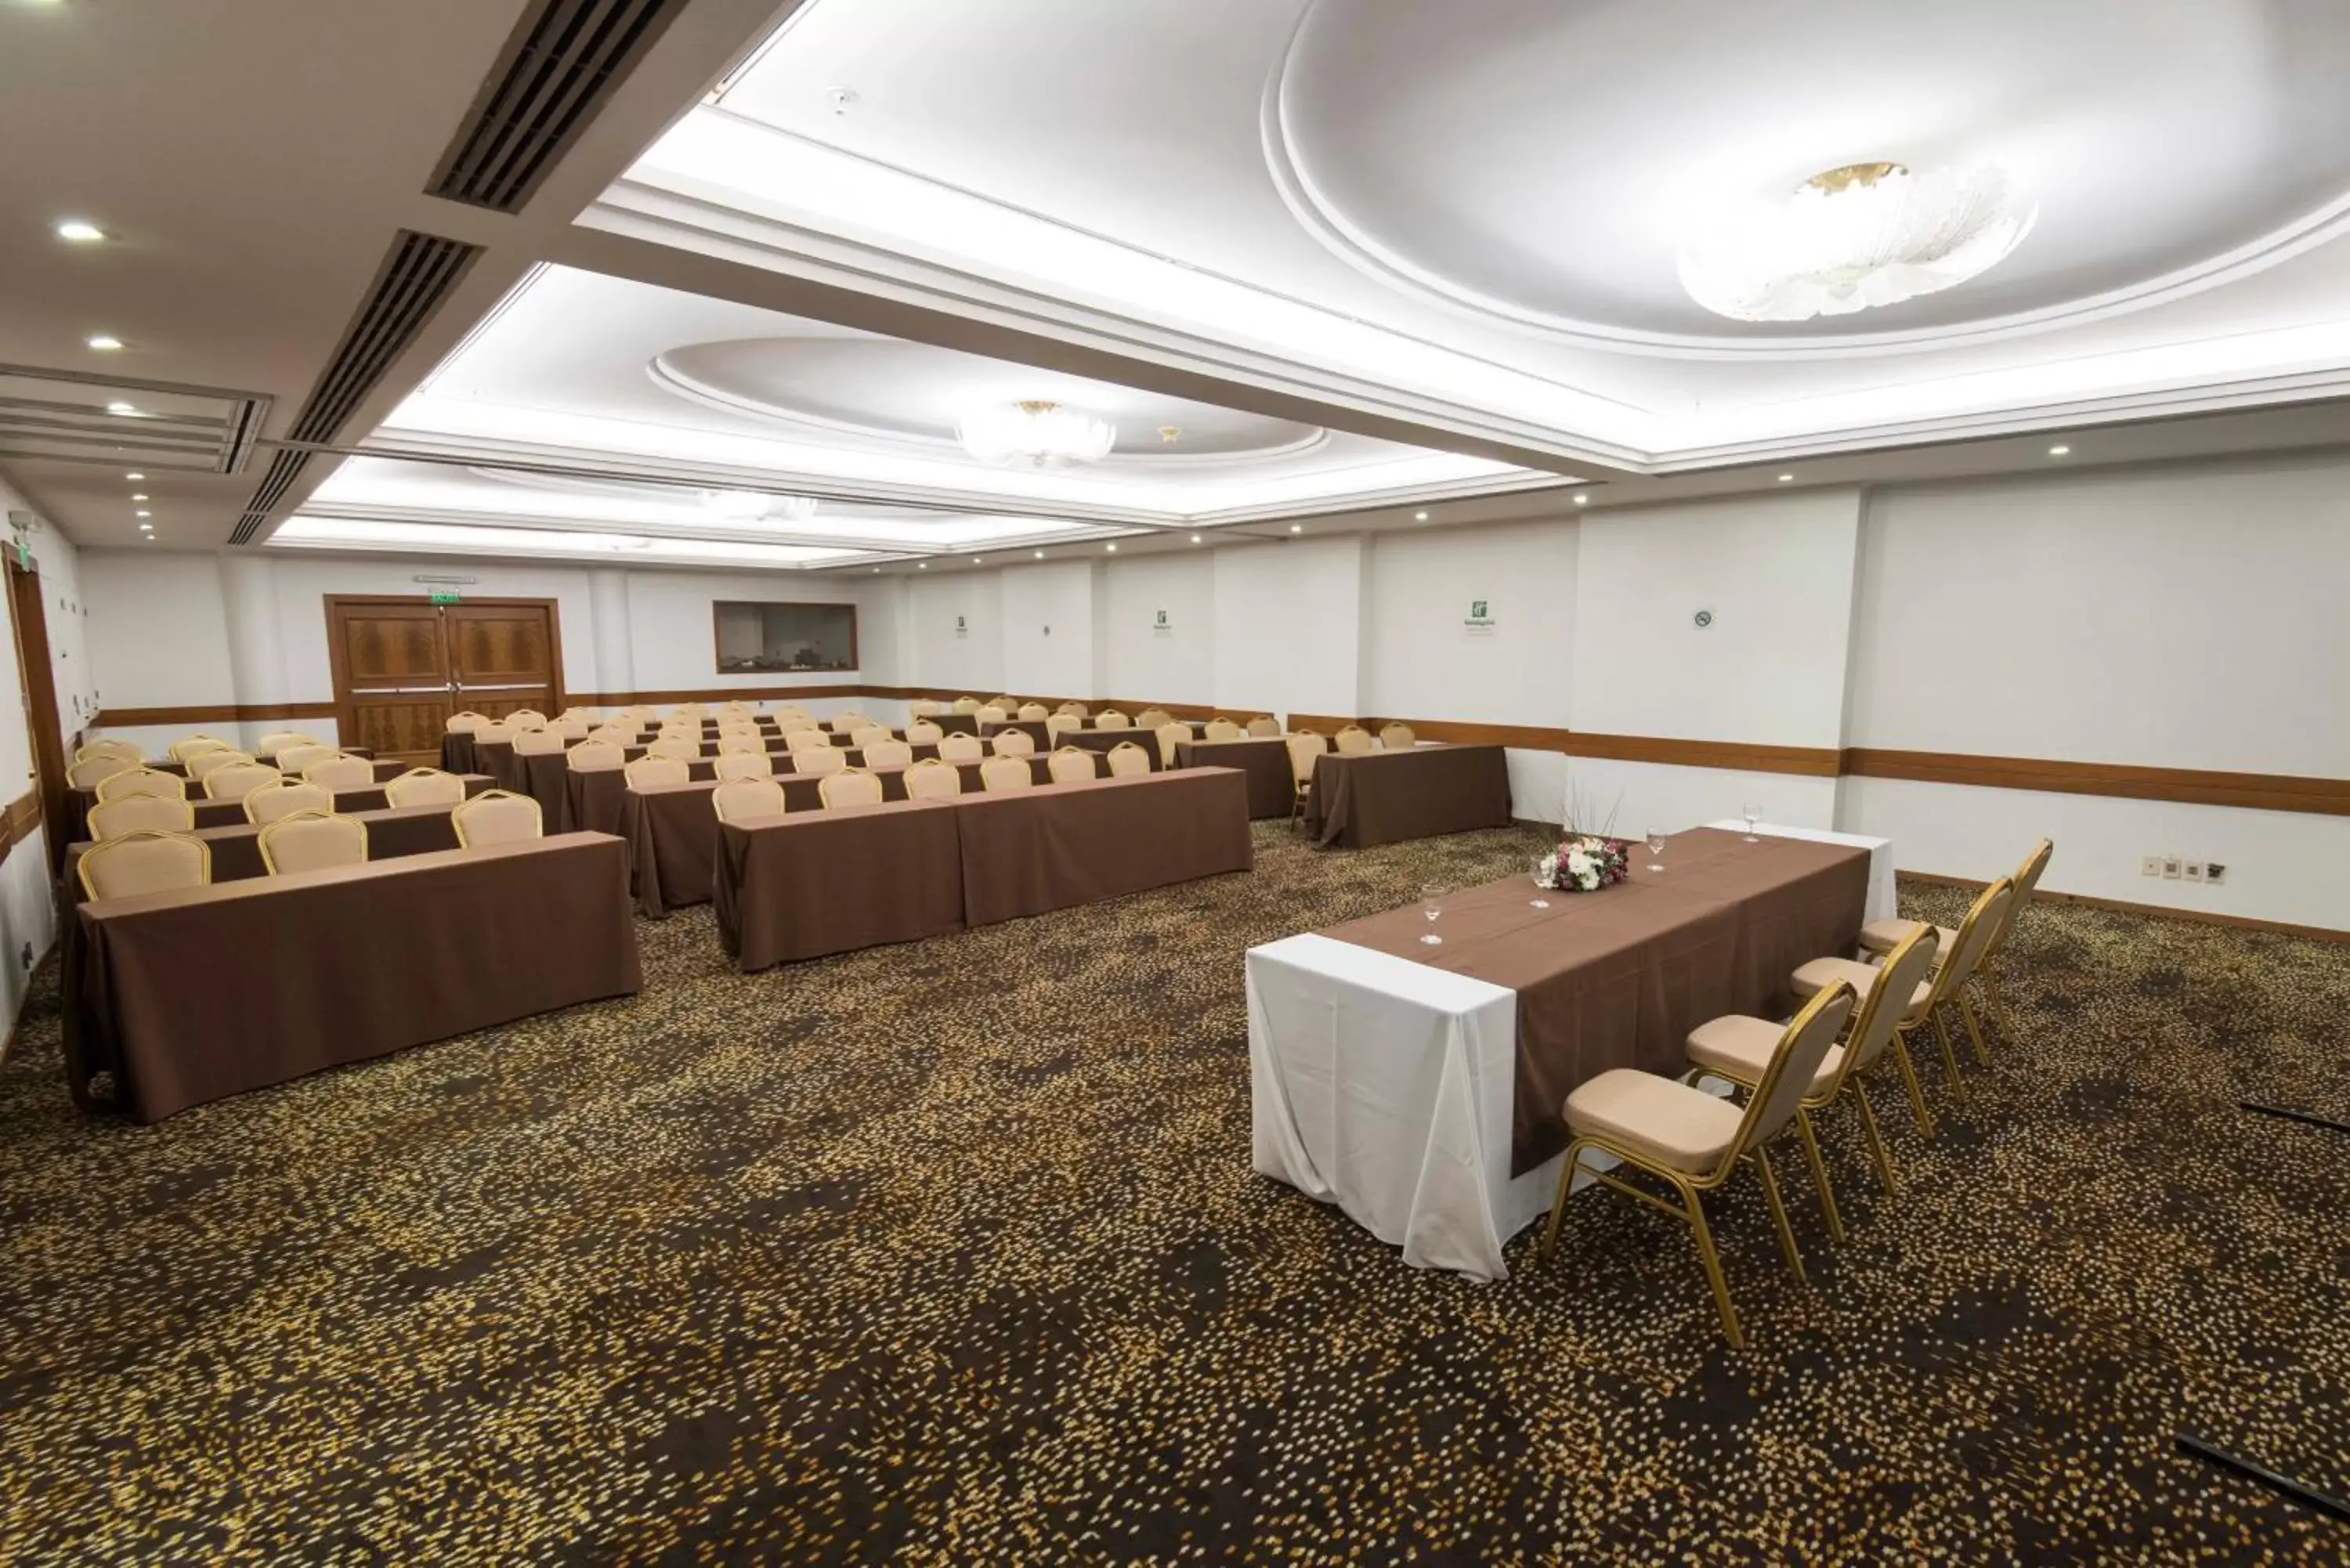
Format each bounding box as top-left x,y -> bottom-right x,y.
257,809 -> 370,875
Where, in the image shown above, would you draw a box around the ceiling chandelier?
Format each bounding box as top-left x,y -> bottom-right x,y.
957,399 -> 1117,469
698,488 -> 817,523
1678,161 -> 2037,323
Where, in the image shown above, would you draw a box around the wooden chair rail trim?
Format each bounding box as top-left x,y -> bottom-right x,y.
1842,748 -> 2350,817
1900,869 -> 2350,946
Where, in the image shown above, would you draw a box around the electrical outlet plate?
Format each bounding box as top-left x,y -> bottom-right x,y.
2185,862 -> 2207,883
2140,855 -> 2163,876
2162,857 -> 2184,879
2206,863 -> 2227,885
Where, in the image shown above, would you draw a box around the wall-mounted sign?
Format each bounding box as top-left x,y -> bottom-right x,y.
954,613 -> 968,639
1152,608 -> 1173,635
1463,598 -> 1497,636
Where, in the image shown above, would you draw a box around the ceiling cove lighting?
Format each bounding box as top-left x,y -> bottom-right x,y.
85,334 -> 123,352
2048,444 -> 2071,456
1289,523 -> 1303,533
1679,161 -> 2037,323
54,219 -> 106,244
698,487 -> 815,522
1573,493 -> 1589,505
106,401 -> 136,415
124,471 -> 144,480
957,399 -> 1115,470
1777,473 -> 1795,482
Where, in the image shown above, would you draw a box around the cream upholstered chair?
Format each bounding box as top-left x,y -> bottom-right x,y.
204,762 -> 284,802
78,830 -> 210,902
624,756 -> 690,790
186,748 -> 255,782
790,743 -> 848,778
648,734 -> 700,761
1104,741 -> 1152,779
716,700 -> 752,718
1044,714 -> 1080,743
828,710 -> 870,734
552,717 -> 593,742
68,754 -> 136,789
1047,746 -> 1097,785
1093,708 -> 1130,730
668,703 -> 704,719
1285,731 -> 1328,826
258,810 -> 368,875
1542,982 -> 1856,1349
784,727 -> 833,753
1793,878 -> 2015,1129
302,753 -> 376,793
903,758 -> 962,800
587,724 -> 636,747
76,738 -> 143,764
255,730 -> 314,757
716,721 -> 761,742
1154,721 -> 1190,768
451,788 -> 542,847
850,724 -> 893,750
1055,701 -> 1088,719
623,705 -> 661,723
472,721 -> 513,747
1334,725 -> 1375,756
1203,718 -> 1242,742
771,706 -> 810,726
1246,715 -> 1279,738
713,750 -> 775,782
512,727 -> 566,755
275,743 -> 340,775
974,704 -> 1009,725
938,732 -> 984,764
445,711 -> 489,735
88,793 -> 197,839
1016,702 -> 1050,722
561,706 -> 602,722
978,755 -> 1034,793
818,768 -> 886,809
1857,838 -> 2052,1047
384,768 -> 468,808
990,695 -> 1019,714
990,728 -> 1036,758
1379,722 -> 1416,750
905,720 -> 944,746
505,709 -> 548,729
712,775 -> 790,823
1134,706 -> 1173,730
716,733 -> 768,757
950,696 -> 982,715
168,735 -> 233,764
566,741 -> 625,775
907,699 -> 946,718
96,766 -> 185,803
862,739 -> 914,770
242,780 -> 333,826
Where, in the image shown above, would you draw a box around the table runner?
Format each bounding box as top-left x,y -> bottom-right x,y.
1318,826 -> 1869,1172
1303,744 -> 1513,849
1175,736 -> 1293,818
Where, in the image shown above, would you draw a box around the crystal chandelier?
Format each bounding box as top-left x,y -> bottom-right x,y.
1678,161 -> 2037,323
699,489 -> 817,523
957,399 -> 1117,469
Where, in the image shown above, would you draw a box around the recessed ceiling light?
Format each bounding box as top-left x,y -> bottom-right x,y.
138,523 -> 152,533
1189,533 -> 1202,544
1413,510 -> 1429,521
972,556 -> 983,564
85,334 -> 124,352
54,219 -> 105,244
872,567 -> 880,573
106,401 -> 135,415
1106,543 -> 1118,552
917,562 -> 927,569
1032,550 -> 1044,559
1777,473 -> 1794,482
1573,493 -> 1589,506
1289,523 -> 1303,533
135,510 -> 150,518
129,493 -> 148,500
124,471 -> 143,480
2048,444 -> 2070,457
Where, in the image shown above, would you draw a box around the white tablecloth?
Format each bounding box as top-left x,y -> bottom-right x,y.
1249,823 -> 1895,1281
1703,821 -> 1897,926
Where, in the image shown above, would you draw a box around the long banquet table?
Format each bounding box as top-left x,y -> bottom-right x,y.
1175,735 -> 1292,818
1301,743 -> 1513,848
63,833 -> 641,1122
63,803 -> 465,894
1247,823 -> 1893,1280
66,772 -> 490,841
529,742 -> 944,832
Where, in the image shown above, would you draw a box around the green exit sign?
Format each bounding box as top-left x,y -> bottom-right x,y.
428,590 -> 462,605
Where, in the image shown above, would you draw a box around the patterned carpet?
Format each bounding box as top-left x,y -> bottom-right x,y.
2,821 -> 2346,1563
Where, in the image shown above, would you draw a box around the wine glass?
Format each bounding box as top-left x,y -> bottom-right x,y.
1647,827 -> 1667,873
1419,882 -> 1444,945
1741,804 -> 1761,843
1529,856 -> 1552,909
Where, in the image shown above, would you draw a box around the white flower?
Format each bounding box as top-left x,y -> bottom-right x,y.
1566,850 -> 1593,877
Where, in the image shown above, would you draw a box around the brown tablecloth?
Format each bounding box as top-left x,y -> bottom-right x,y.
66,773 -> 488,840
1303,744 -> 1513,849
1321,827 -> 1871,1173
566,764 -> 711,840
956,768 -> 1253,926
439,733 -> 475,775
978,719 -> 1054,751
63,833 -> 641,1122
1175,736 -> 1292,817
714,800 -> 968,970
1058,728 -> 1162,770
157,746 -> 378,775
616,782 -> 722,918
64,804 -> 464,896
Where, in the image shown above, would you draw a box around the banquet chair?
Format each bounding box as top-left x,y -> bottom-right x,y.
78,829 -> 210,902
1154,721 -> 1190,768
1203,718 -> 1242,742
717,734 -> 768,756
907,699 -> 945,718
906,720 -> 945,746
991,728 -> 1036,758
1543,981 -> 1855,1348
1246,715 -> 1279,738
784,727 -> 833,753
623,705 -> 662,722
242,780 -> 333,826
445,711 -> 489,734
1334,725 -> 1375,756
553,717 -> 593,742
792,745 -> 848,777
624,756 -> 690,789
451,789 -> 542,847
851,724 -> 894,750
302,754 -> 376,793
255,730 -> 314,757
1047,747 -> 1097,785
68,754 -> 136,790
168,735 -> 233,764
96,766 -> 186,802
716,701 -> 752,718
1055,702 -> 1088,719
904,758 -> 962,800
771,706 -> 810,726
862,739 -> 914,770
1017,703 -> 1049,721
974,705 -> 1008,725
186,748 -> 257,782
713,750 -> 775,782
1793,878 -> 2014,1128
505,709 -> 548,729
560,706 -> 602,722
648,735 -> 700,761
513,727 -> 566,756
979,755 -> 1034,793
588,724 -> 638,746
76,738 -> 143,764
1093,709 -> 1130,730
89,793 -> 197,839
1135,707 -> 1173,731
1045,714 -> 1080,742
1105,742 -> 1152,779
951,696 -> 982,714
713,776 -> 790,823
204,763 -> 284,803
819,769 -> 885,809
384,768 -> 468,808
938,732 -> 985,764
566,742 -> 626,775
1379,722 -> 1416,750
669,703 -> 705,719
472,721 -> 513,747
1285,732 -> 1328,828
258,810 -> 368,875
830,710 -> 871,734
1857,838 -> 2052,1047
276,743 -> 340,775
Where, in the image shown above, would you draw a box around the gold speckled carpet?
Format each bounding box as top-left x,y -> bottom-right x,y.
2,822 -> 2346,1563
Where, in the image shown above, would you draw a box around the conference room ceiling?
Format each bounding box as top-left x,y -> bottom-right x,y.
6,0 -> 2350,569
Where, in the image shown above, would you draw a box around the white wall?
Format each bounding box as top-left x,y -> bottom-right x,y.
998,561 -> 1096,698
1362,518 -> 1576,728
1101,552 -> 1216,706
1213,536 -> 1363,720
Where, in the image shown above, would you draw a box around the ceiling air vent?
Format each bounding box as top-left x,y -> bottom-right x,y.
229,450 -> 313,544
428,0 -> 690,213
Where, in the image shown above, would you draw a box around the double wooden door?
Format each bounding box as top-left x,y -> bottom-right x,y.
327,596 -> 562,764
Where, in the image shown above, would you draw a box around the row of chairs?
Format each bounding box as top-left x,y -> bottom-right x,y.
1281,724 -> 1419,825
705,747 -> 1136,822
74,789 -> 549,900
79,767 -> 477,840
1540,838 -> 2054,1346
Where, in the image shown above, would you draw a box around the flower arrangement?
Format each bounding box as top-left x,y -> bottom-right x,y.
1535,783 -> 1631,893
